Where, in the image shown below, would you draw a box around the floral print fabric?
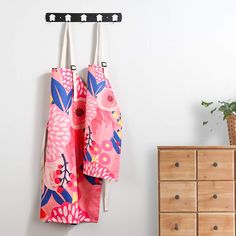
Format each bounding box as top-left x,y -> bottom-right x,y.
40,65 -> 122,224
83,65 -> 122,181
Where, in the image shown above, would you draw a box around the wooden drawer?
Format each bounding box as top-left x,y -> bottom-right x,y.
198,181 -> 235,211
198,213 -> 235,236
159,150 -> 196,180
160,182 -> 196,212
160,213 -> 196,236
198,150 -> 234,180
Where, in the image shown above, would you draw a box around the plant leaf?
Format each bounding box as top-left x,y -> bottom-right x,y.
210,107 -> 217,114
223,111 -> 231,120
201,101 -> 213,107
230,102 -> 236,112
51,78 -> 73,112
218,105 -> 226,112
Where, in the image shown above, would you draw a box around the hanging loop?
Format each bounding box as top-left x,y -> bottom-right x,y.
60,23 -> 75,68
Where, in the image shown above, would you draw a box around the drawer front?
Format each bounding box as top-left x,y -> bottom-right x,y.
159,150 -> 196,180
198,181 -> 235,211
198,150 -> 234,180
160,213 -> 196,236
198,213 -> 235,236
160,182 -> 196,212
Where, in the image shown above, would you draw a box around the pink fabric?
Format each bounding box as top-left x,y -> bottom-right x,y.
83,65 -> 122,181
40,65 -> 122,224
40,68 -> 101,224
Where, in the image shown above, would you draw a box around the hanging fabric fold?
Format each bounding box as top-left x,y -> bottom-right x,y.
83,23 -> 123,212
40,22 -> 122,224
40,23 -> 102,224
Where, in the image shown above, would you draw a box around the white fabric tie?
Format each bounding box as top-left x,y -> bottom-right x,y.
93,23 -> 108,78
93,23 -> 112,212
60,23 -> 77,101
60,23 -> 75,68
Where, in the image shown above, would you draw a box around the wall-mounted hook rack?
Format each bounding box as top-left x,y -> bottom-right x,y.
45,13 -> 122,22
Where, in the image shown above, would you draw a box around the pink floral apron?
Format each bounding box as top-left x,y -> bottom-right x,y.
40,23 -> 122,224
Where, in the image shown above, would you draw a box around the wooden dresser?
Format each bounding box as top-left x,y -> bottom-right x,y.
158,146 -> 236,236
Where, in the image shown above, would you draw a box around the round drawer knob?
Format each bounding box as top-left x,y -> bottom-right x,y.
175,162 -> 180,167
213,225 -> 218,231
213,194 -> 218,199
213,162 -> 218,167
175,194 -> 180,200
174,224 -> 179,231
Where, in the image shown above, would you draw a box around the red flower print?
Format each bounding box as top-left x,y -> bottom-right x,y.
83,161 -> 114,180
89,143 -> 101,155
47,202 -> 92,224
98,153 -> 111,165
97,89 -> 118,111
71,99 -> 86,129
40,208 -> 47,219
101,140 -> 113,151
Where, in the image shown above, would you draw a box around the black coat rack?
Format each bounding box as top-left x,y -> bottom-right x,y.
45,13 -> 122,22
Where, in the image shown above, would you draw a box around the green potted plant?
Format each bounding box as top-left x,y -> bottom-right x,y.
201,100 -> 236,145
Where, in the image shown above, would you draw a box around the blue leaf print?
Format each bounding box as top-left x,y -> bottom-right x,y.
66,89 -> 73,111
113,130 -> 121,143
111,131 -> 121,154
61,189 -> 72,203
51,78 -> 73,112
41,185 -> 47,199
95,80 -> 106,95
111,138 -> 120,154
84,175 -> 102,185
85,151 -> 92,162
87,72 -> 106,96
79,163 -> 101,185
52,191 -> 64,205
41,189 -> 52,207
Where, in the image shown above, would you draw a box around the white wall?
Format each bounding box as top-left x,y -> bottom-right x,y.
1,0 -> 236,235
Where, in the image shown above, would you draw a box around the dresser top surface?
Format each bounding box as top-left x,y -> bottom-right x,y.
158,146 -> 236,150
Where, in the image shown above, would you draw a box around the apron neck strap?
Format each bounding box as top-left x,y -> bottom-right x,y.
93,23 -> 104,66
60,23 -> 75,69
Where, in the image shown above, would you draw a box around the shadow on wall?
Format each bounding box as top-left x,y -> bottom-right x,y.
192,103 -> 228,145
146,147 -> 157,236
26,73 -> 73,236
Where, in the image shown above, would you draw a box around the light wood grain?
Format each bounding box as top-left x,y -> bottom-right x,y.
198,181 -> 235,211
198,150 -> 234,180
198,213 -> 235,236
159,150 -> 196,180
160,213 -> 196,236
158,146 -> 236,236
160,182 -> 196,212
